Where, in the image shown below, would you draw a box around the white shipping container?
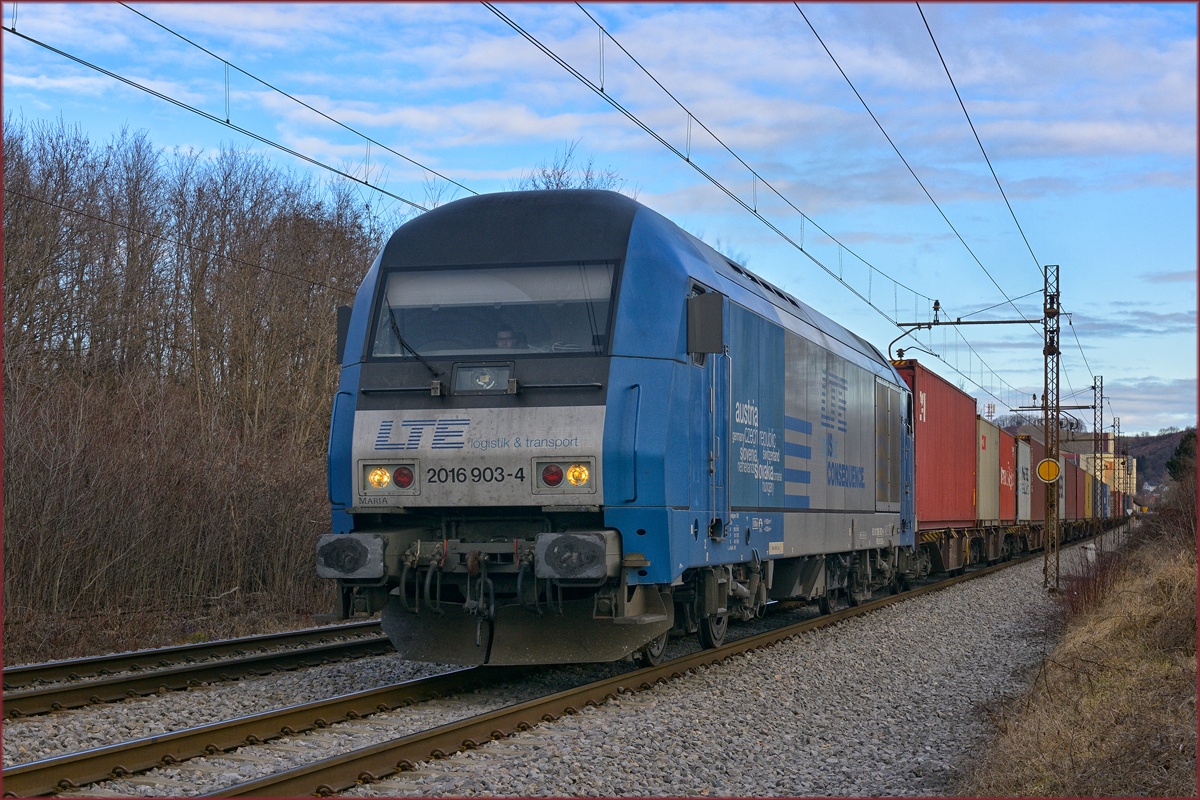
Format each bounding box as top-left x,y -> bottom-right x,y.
1017,439 -> 1031,521
976,418 -> 1001,525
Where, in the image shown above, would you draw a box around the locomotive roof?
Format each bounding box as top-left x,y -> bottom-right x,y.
380,189 -> 640,268
380,189 -> 892,372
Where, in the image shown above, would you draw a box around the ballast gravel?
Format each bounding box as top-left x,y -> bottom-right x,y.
1,652 -> 453,767
346,552 -> 1075,798
2,599 -> 812,770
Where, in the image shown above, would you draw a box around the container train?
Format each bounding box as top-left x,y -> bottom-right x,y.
319,189 -> 1127,666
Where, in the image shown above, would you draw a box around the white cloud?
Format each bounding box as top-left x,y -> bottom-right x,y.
1102,377 -> 1197,431
982,119 -> 1196,159
5,71 -> 111,96
1143,270 -> 1196,285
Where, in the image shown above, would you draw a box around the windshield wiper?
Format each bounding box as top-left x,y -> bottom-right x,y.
386,302 -> 441,378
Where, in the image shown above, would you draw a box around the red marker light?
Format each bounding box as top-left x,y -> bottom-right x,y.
393,466 -> 415,488
541,464 -> 564,487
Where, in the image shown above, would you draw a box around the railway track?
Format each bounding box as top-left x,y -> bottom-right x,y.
4,542 -> 1080,798
1,665 -> 531,797
204,556 -> 1036,797
2,622 -> 390,718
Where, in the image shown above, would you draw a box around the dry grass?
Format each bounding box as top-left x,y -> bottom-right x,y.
2,597 -> 331,667
961,511 -> 1197,797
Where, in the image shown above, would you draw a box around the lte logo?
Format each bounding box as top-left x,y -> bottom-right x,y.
376,418 -> 470,450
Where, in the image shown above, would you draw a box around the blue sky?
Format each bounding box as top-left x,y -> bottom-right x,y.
3,2 -> 1195,433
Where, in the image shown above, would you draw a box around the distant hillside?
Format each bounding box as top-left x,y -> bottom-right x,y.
1127,429 -> 1192,491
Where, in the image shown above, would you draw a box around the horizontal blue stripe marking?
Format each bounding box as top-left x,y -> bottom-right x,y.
784,494 -> 811,509
784,469 -> 811,484
784,442 -> 812,459
784,416 -> 813,435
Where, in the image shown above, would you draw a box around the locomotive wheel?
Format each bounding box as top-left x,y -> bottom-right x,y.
634,631 -> 669,667
818,590 -> 833,615
697,613 -> 728,649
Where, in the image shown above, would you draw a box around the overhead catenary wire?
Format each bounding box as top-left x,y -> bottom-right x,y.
916,0 -> 1099,386
494,2 -> 1020,410
796,4 -> 1102,408
958,289 -> 1041,320
7,9 -> 1035,414
575,6 -> 1025,408
794,3 -> 1039,340
481,2 -> 912,329
935,325 -> 1023,409
1065,313 -> 1095,380
570,2 -> 931,305
2,25 -> 430,214
9,189 -> 354,296
118,2 -> 478,199
915,1 -> 1041,277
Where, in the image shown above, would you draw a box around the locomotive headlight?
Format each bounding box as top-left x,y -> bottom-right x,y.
566,463 -> 590,486
368,467 -> 391,489
393,465 -> 415,489
541,464 -> 564,487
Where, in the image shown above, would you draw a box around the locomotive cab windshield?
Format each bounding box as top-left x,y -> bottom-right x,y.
369,261 -> 617,359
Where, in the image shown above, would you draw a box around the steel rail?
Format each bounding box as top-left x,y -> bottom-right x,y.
1,665 -> 529,798
2,621 -> 381,690
205,551 -> 1052,798
3,637 -> 394,718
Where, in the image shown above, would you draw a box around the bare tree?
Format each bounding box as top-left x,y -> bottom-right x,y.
3,118 -> 391,649
513,140 -> 637,197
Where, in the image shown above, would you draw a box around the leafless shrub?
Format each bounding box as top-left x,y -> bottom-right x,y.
3,116 -> 390,659
1,371 -> 335,657
1059,545 -> 1123,620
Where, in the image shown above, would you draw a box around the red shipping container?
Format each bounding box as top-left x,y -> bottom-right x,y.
1075,461 -> 1086,521
999,429 -> 1016,523
1024,436 -> 1046,523
893,360 -> 977,530
1065,457 -> 1080,521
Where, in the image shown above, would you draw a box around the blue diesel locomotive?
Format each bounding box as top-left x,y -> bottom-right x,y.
320,190 -> 917,665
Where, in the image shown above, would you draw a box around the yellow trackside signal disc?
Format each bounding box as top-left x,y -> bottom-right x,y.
1036,458 -> 1061,483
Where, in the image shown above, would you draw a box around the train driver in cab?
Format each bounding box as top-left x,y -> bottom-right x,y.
494,324 -> 527,349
